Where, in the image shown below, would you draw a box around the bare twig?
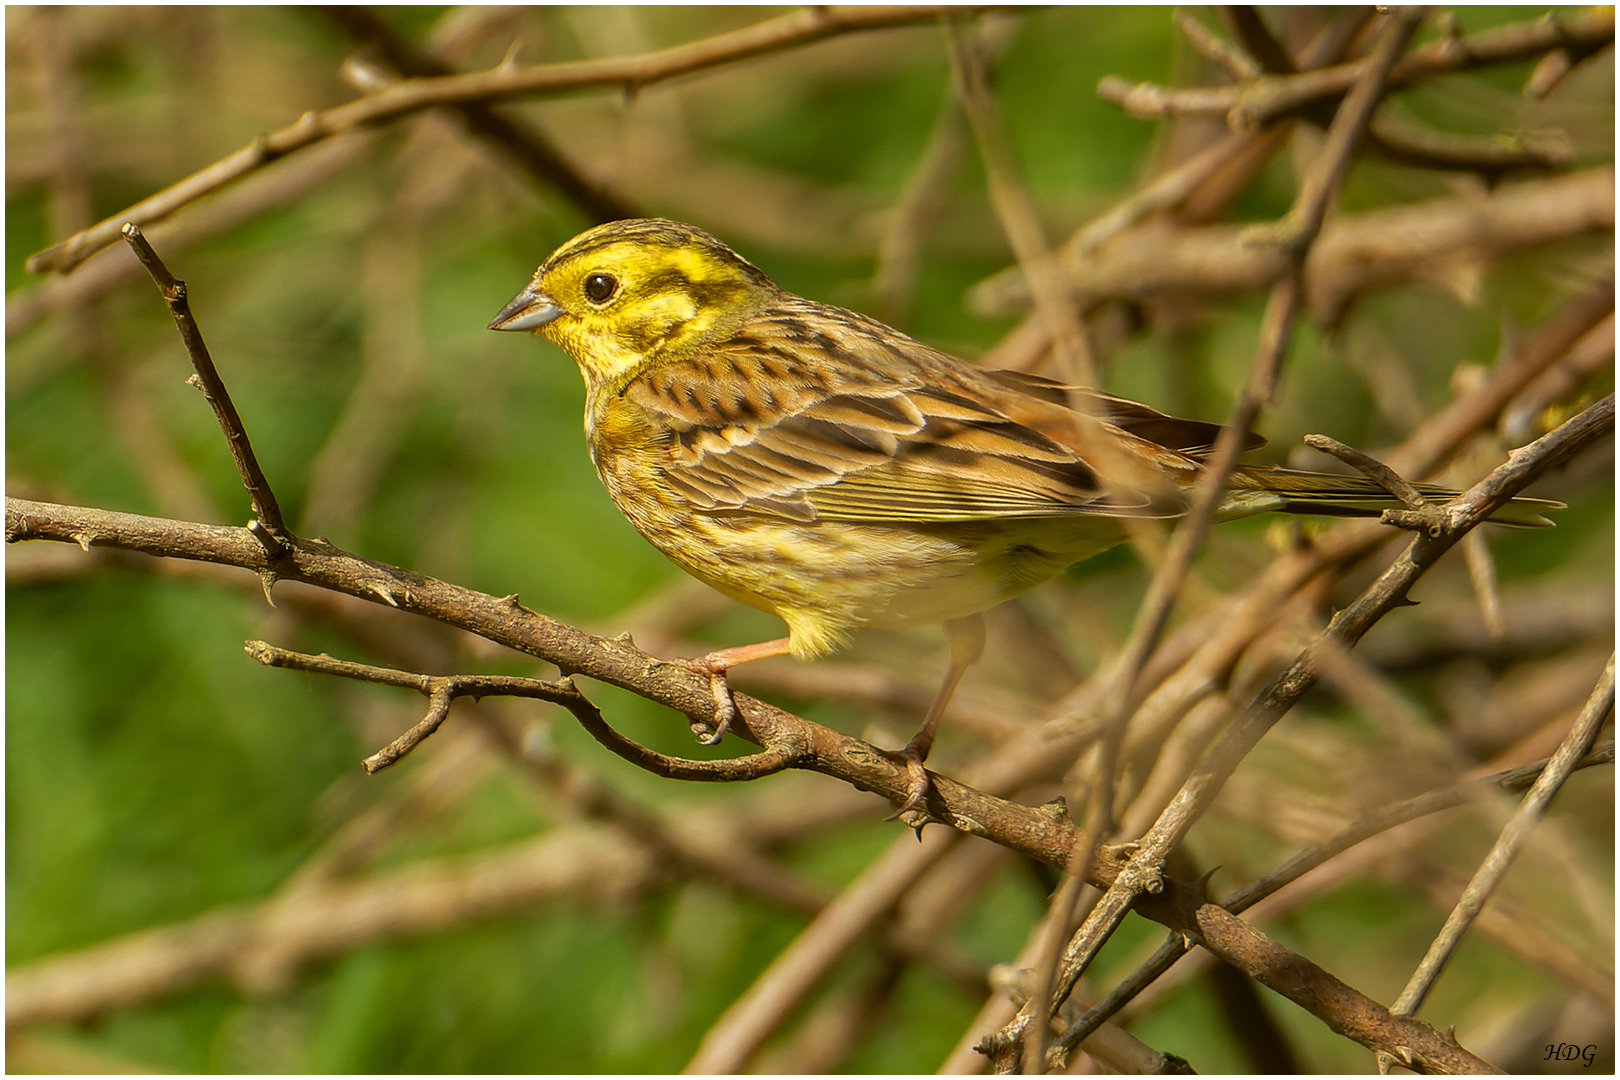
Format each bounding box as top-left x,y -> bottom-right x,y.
1368,114 -> 1572,175
1105,281 -> 1611,825
1388,656 -> 1615,1019
955,245 -> 1615,1073
1072,130 -> 1258,255
1230,741 -> 1617,916
969,166 -> 1615,325
1304,433 -> 1430,509
242,640 -> 805,781
28,6 -> 988,273
949,18 -> 1095,386
1175,10 -> 1261,80
6,133 -> 374,339
1042,396 -> 1613,1070
318,5 -> 638,223
120,225 -> 288,551
1500,312 -> 1615,444
1461,530 -> 1507,643
945,304 -> 1612,1063
1097,8 -> 1615,130
1523,47 -> 1573,99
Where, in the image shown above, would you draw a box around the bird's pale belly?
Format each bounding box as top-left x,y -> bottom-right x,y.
630,498 -> 1127,658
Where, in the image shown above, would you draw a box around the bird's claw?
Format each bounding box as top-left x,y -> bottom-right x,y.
681,659 -> 736,745
885,749 -> 934,821
698,671 -> 735,745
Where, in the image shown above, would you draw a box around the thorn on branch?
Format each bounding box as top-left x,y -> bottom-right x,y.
257,569 -> 279,607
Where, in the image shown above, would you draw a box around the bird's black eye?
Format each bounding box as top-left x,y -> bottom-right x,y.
583,273 -> 618,304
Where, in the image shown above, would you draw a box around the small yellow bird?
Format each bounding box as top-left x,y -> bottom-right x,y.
491,218 -> 1558,813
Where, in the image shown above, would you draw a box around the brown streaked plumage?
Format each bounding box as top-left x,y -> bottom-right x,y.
491,218 -> 1561,815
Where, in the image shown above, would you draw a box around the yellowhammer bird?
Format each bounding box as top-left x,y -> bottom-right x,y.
491,218 -> 1559,814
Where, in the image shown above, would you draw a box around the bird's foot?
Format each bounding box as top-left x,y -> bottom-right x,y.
678,637 -> 793,746
680,657 -> 737,745
885,740 -> 935,822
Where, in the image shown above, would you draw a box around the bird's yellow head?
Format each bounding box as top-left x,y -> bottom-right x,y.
490,218 -> 777,392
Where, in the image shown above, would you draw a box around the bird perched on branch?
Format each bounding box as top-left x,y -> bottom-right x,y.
491,218 -> 1559,815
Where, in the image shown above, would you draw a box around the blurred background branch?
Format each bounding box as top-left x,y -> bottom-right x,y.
7,6 -> 1612,1073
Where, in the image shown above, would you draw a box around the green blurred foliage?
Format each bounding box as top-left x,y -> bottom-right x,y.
7,5 -> 1612,1073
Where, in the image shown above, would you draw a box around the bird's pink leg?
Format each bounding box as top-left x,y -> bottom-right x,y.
894,613 -> 987,817
684,638 -> 792,744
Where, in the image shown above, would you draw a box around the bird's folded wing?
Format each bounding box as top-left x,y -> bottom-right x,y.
983,370 -> 1265,458
635,351 -> 1186,524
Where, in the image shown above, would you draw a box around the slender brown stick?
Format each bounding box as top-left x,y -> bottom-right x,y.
318,6 -> 638,223
1304,433 -> 1429,509
29,6 -> 988,273
949,18 -> 1095,387
1096,8 -> 1614,129
1388,656 -> 1615,1020
968,166 -> 1615,321
121,224 -> 287,551
1175,10 -> 1261,80
1157,395 -> 1612,868
243,641 -> 805,781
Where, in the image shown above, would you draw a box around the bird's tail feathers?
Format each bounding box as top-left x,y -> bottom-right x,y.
1226,467 -> 1563,528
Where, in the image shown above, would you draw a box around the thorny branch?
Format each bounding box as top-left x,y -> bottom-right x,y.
940,254 -> 1612,1075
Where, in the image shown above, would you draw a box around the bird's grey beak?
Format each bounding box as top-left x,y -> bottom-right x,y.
488,285 -> 562,332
